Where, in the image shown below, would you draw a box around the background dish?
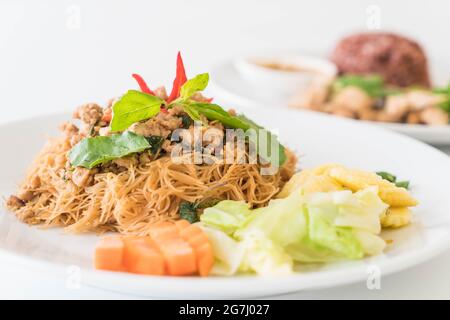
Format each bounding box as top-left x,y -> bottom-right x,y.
1,108 -> 450,298
210,58 -> 450,145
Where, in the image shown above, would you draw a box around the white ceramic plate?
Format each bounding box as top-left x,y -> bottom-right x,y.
209,60 -> 450,145
1,109 -> 450,299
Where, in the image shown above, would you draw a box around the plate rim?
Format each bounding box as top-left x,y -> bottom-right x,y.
1,230 -> 450,298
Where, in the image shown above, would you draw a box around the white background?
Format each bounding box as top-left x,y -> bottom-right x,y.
1,0 -> 450,122
0,0 -> 450,299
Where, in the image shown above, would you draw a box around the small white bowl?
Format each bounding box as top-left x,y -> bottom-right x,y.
235,55 -> 337,98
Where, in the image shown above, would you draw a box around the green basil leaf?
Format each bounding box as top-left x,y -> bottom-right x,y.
235,114 -> 262,129
236,114 -> 287,167
179,201 -> 199,223
180,73 -> 209,99
185,103 -> 287,167
187,103 -> 250,129
182,104 -> 203,122
145,135 -> 164,155
181,114 -> 193,128
110,90 -> 163,132
69,131 -> 150,169
192,102 -> 229,117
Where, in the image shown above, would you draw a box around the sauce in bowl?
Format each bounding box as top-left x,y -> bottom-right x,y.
254,60 -> 323,75
235,55 -> 337,99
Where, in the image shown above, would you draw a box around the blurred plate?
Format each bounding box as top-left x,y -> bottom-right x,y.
210,59 -> 450,145
1,110 -> 450,298
378,122 -> 450,145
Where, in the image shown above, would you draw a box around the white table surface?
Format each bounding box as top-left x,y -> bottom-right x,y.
1,0 -> 450,300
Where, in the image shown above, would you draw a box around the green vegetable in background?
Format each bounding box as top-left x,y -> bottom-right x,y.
433,84 -> 450,113
110,90 -> 163,132
69,131 -> 150,169
333,74 -> 398,97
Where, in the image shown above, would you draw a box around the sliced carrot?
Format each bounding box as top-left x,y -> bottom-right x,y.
174,219 -> 191,230
94,236 -> 125,272
148,221 -> 179,241
187,233 -> 209,248
175,220 -> 214,277
122,237 -> 165,275
178,224 -> 201,238
156,237 -> 197,276
196,243 -> 214,277
148,221 -> 197,275
94,220 -> 214,277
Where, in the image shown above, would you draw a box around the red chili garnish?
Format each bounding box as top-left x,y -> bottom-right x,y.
206,97 -> 214,103
167,52 -> 188,103
132,73 -> 155,95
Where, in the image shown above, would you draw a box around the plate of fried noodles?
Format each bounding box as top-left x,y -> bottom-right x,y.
1,53 -> 450,298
